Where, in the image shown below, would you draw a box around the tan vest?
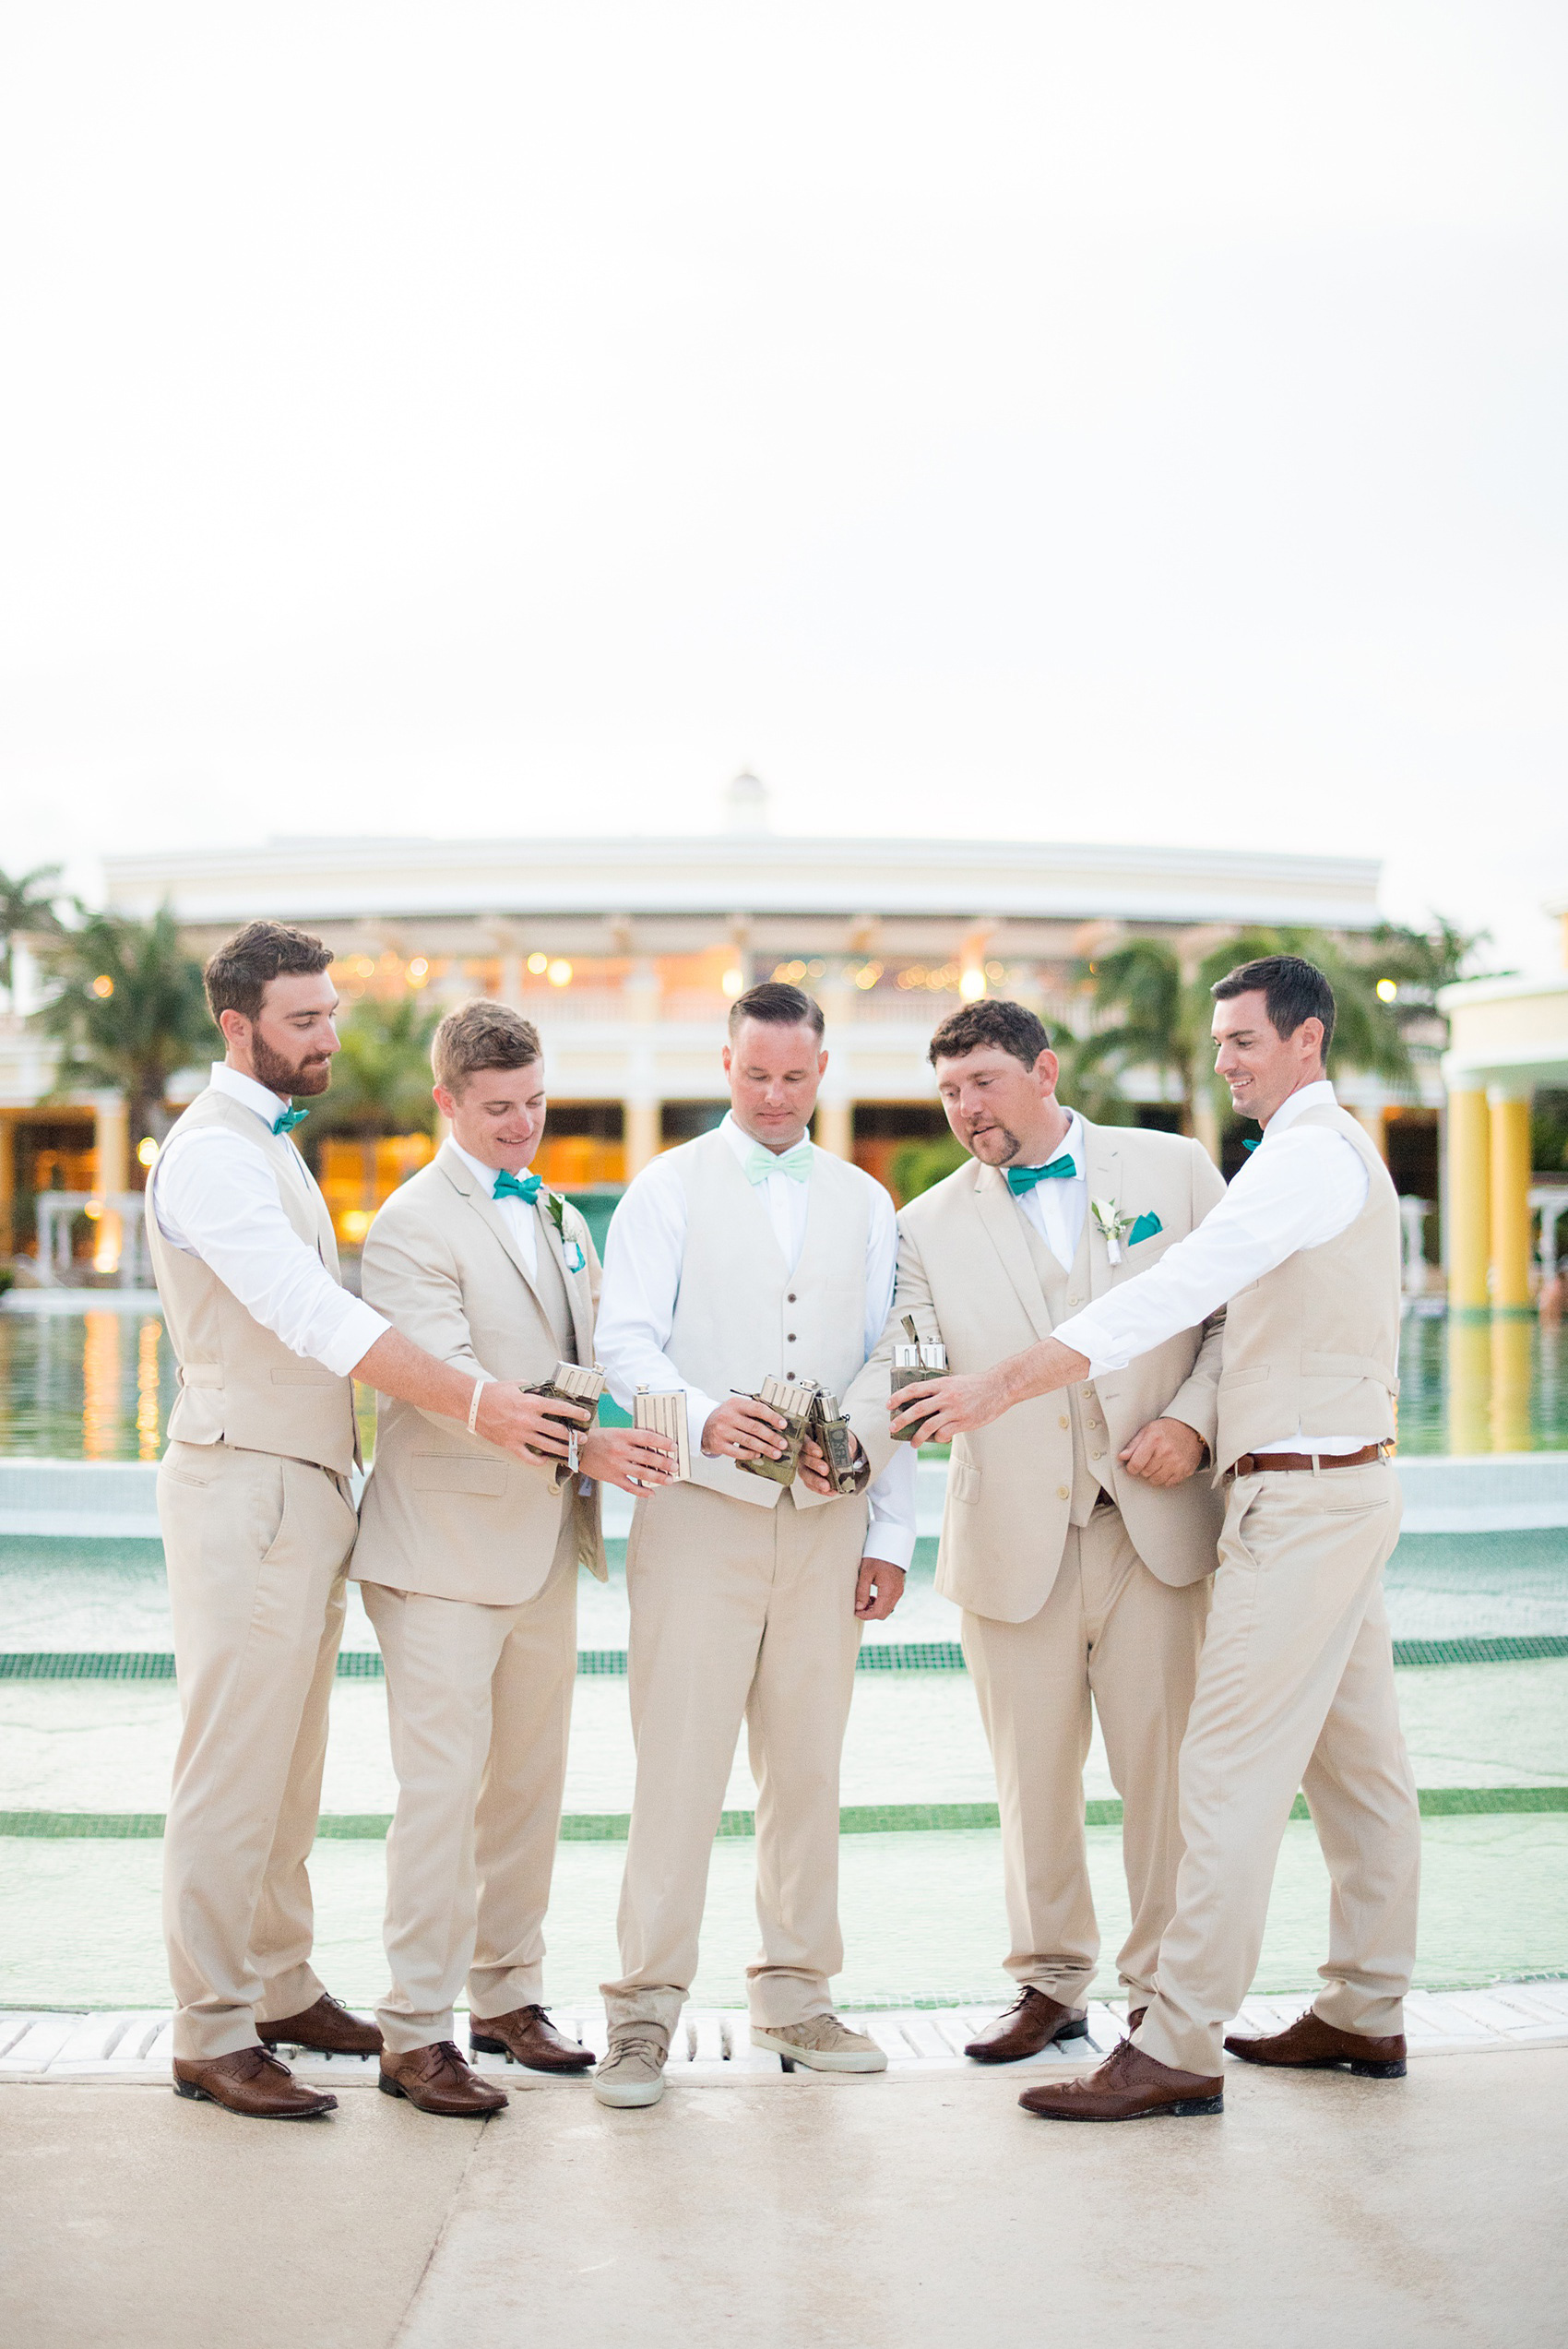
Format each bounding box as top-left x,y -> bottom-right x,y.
146,1087 -> 360,1473
1216,1104 -> 1401,1473
1017,1213 -> 1114,1526
666,1128 -> 872,1510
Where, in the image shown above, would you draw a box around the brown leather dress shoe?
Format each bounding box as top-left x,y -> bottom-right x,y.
258,1993 -> 383,2057
1224,2009 -> 1407,2078
1019,2037 -> 1223,2121
964,1988 -> 1089,2063
470,2006 -> 594,2073
173,2045 -> 338,2120
380,2041 -> 509,2116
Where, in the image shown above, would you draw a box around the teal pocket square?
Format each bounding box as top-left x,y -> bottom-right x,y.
1128,1211 -> 1163,1245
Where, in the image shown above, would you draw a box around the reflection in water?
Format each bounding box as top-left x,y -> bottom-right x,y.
0,1304 -> 1566,1460
81,1313 -> 122,1461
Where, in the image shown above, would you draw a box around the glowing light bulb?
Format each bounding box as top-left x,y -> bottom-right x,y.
137,1137 -> 159,1168
959,967 -> 986,1001
527,952 -> 549,975
547,960 -> 573,988
90,974 -> 114,999
721,966 -> 744,997
1376,979 -> 1398,1002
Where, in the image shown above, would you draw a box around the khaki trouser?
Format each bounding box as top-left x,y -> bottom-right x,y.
963,1502 -> 1209,2009
1136,1459 -> 1420,2078
360,1533 -> 577,2055
602,1480 -> 865,2035
160,1441 -> 358,2061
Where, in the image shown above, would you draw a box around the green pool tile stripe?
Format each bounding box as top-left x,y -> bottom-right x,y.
6,1632 -> 1568,1682
5,1786 -> 1567,1842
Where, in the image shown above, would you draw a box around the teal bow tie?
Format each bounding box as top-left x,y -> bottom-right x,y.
271,1106 -> 309,1136
1242,1139 -> 1260,1153
493,1168 -> 542,1205
1006,1154 -> 1075,1196
745,1140 -> 814,1186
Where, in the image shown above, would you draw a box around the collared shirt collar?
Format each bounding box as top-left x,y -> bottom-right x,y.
720,1110 -> 814,1168
210,1061 -> 291,1128
449,1137 -> 534,1198
1257,1078 -> 1337,1143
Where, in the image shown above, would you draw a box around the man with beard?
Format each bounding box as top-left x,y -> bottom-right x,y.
146,922 -> 587,2120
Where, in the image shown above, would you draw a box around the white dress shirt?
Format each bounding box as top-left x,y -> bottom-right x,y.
1053,1081 -> 1372,1455
149,1063 -> 388,1378
449,1139 -> 539,1280
1008,1110 -> 1088,1272
596,1113 -> 918,1568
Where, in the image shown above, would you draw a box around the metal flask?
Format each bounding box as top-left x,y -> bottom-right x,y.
809,1389 -> 863,1495
889,1315 -> 949,1443
524,1360 -> 607,1475
633,1387 -> 691,1483
735,1374 -> 820,1486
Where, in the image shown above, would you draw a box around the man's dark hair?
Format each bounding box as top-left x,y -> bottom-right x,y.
728,980 -> 826,1039
204,921 -> 334,1024
1211,954 -> 1336,1060
928,998 -> 1052,1069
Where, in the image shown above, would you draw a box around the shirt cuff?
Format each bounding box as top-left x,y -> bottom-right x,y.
317,1300 -> 391,1380
1051,1311 -> 1129,1379
861,1517 -> 914,1569
683,1386 -> 722,1460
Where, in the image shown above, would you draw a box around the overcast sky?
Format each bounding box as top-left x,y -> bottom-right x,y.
3,3 -> 1565,969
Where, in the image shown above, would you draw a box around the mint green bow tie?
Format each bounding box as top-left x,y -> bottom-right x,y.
745,1140 -> 814,1186
1006,1154 -> 1075,1196
493,1168 -> 542,1204
272,1106 -> 309,1136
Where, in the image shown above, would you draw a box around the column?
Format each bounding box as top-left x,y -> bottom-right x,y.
0,1114 -> 14,1257
1488,1086 -> 1534,1315
1446,1087 -> 1490,1314
93,1093 -> 130,1277
623,960 -> 661,1179
814,966 -> 856,1162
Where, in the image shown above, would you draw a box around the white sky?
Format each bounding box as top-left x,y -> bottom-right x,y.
2,2 -> 1565,969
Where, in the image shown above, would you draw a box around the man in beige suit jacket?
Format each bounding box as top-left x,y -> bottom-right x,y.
846,998 -> 1225,2058
352,1002 -> 675,2117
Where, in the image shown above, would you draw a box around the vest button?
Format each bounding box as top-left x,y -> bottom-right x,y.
1090,1448 -> 1105,1461
1056,1485 -> 1070,1501
1069,1296 -> 1083,1307
1058,1415 -> 1069,1430
787,1334 -> 797,1342
787,1293 -> 797,1303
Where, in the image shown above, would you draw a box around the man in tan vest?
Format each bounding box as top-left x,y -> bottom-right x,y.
591,981 -> 916,2105
844,998 -> 1225,2060
350,1002 -> 676,2117
899,956 -> 1420,2123
148,924 -> 598,2120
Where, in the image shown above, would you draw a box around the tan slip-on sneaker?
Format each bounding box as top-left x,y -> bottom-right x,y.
751,2013 -> 888,2073
593,2027 -> 670,2108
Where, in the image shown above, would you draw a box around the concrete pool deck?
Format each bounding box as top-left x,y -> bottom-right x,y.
4,2041 -> 1565,2349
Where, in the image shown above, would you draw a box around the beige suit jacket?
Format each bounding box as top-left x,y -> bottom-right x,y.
845,1118 -> 1227,1622
350,1140 -> 607,1605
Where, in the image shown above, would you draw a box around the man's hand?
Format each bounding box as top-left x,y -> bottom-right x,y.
797,1430 -> 864,1496
702,1395 -> 790,1463
476,1383 -> 592,1462
889,1371 -> 1007,1445
579,1425 -> 679,1494
1119,1417 -> 1206,1487
855,1558 -> 906,1620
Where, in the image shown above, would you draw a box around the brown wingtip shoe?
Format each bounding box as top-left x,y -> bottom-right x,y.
1019,2038 -> 1223,2122
173,2045 -> 338,2119
1224,2010 -> 1407,2078
380,2041 -> 509,2116
259,1992 -> 383,2057
964,1988 -> 1089,2063
469,2006 -> 594,2072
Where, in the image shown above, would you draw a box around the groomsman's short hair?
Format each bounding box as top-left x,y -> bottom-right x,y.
928,998 -> 1051,1069
432,999 -> 542,1095
1211,955 -> 1336,1059
204,921 -> 333,1023
728,980 -> 826,1039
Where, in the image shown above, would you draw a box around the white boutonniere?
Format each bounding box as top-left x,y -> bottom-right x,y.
1090,1197 -> 1134,1265
544,1190 -> 588,1274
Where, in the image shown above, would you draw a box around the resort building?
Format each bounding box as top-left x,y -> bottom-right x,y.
1,779 -> 1447,1258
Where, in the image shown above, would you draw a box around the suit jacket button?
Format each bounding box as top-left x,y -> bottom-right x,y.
1057,1485 -> 1070,1500
1069,1296 -> 1083,1307
1058,1414 -> 1069,1429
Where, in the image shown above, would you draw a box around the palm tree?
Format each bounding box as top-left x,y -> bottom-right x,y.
30,906 -> 215,1147
0,864 -> 66,996
303,996 -> 440,1141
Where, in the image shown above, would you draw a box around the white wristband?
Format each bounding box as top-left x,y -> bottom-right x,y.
467,1377 -> 489,1436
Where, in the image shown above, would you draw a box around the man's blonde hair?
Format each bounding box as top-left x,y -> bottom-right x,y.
432,999 -> 542,1096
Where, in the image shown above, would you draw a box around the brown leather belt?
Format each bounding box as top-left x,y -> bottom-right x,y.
1230,1443 -> 1391,1477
